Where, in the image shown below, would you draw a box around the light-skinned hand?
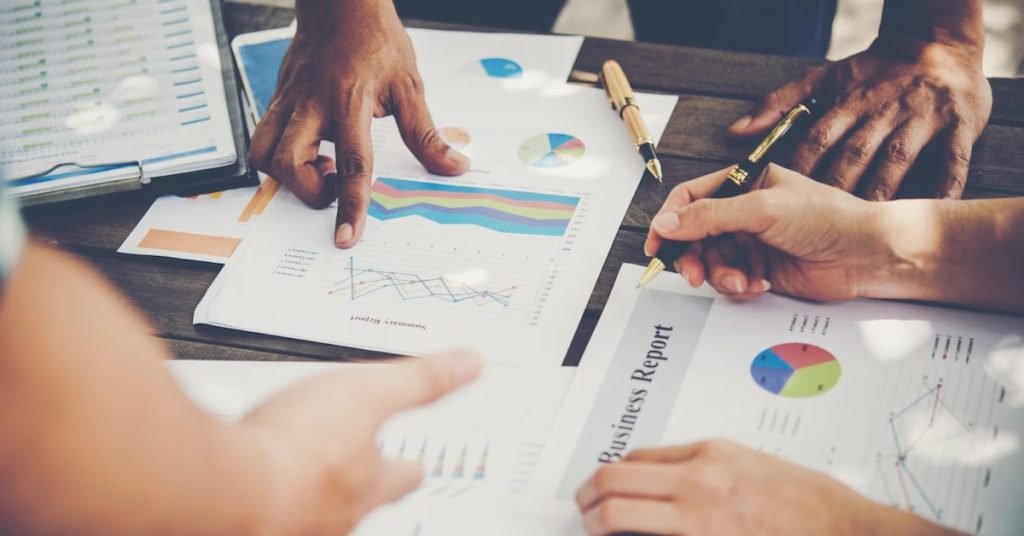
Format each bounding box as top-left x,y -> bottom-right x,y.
249,0 -> 470,248
575,440 -> 957,535
236,352 -> 482,534
645,165 -> 883,301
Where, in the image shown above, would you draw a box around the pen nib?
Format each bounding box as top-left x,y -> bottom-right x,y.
636,258 -> 666,288
646,159 -> 663,182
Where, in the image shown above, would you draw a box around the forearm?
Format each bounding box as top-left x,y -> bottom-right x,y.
861,198 -> 1024,313
878,0 -> 985,50
0,245 -> 283,534
295,0 -> 396,34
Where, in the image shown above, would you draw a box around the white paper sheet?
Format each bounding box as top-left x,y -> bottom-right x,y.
1,0 -> 236,196
192,79 -> 676,367
165,359 -> 581,535
118,28 -> 585,263
533,264 -> 1024,535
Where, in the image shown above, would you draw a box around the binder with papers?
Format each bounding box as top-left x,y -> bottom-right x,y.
1,0 -> 254,205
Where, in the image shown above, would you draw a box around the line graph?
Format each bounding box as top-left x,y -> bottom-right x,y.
876,378 -> 976,522
327,257 -> 516,307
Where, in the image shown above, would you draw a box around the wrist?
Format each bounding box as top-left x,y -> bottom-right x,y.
877,1 -> 985,55
295,0 -> 398,35
855,200 -> 951,302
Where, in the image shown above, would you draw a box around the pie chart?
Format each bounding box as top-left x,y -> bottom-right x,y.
518,133 -> 586,168
440,126 -> 471,149
480,57 -> 523,78
751,343 -> 841,398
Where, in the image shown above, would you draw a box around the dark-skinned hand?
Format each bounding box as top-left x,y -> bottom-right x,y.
249,0 -> 470,248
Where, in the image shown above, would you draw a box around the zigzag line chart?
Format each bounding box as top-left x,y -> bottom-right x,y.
876,379 -> 977,524
327,257 -> 516,307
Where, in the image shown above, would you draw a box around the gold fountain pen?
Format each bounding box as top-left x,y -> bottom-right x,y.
601,60 -> 663,181
637,98 -> 818,288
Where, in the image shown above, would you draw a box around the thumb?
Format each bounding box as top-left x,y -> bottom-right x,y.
729,67 -> 823,137
364,459 -> 424,508
393,78 -> 470,176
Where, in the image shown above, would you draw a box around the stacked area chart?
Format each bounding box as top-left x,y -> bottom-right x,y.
368,178 -> 579,236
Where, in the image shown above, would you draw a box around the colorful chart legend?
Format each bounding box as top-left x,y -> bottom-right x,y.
751,343 -> 841,398
480,57 -> 523,78
518,133 -> 586,168
368,177 -> 579,236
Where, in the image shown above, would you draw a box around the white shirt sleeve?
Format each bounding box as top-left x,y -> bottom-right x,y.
0,186 -> 26,289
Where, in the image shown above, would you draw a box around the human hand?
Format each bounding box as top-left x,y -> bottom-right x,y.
249,0 -> 470,248
575,440 -> 948,536
237,352 -> 482,534
645,165 -> 887,301
730,37 -> 991,200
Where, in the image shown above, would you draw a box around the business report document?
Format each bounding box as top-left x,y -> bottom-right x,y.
193,78 -> 677,367
166,359 -> 580,535
533,264 -> 1024,535
1,0 -> 236,196
119,28 -> 585,263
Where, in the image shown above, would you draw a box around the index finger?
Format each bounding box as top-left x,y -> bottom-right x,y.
365,351 -> 483,424
333,92 -> 375,248
644,166 -> 734,256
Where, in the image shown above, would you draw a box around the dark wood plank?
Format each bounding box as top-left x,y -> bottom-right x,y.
166,338 -> 318,362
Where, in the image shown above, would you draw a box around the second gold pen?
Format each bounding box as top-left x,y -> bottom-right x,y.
601,60 -> 663,182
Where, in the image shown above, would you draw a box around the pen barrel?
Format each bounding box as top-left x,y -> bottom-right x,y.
622,106 -> 652,145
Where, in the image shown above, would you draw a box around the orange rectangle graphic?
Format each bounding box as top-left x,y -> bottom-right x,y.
238,178 -> 281,223
137,229 -> 241,258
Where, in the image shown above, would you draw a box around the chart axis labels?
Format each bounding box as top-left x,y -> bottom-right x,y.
751,343 -> 841,398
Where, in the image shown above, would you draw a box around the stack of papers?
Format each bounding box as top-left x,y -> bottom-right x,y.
1,0 -> 236,196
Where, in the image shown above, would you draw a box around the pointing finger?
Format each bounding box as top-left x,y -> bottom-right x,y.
333,91 -> 375,248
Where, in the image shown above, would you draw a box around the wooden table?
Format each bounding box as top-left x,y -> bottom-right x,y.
22,3 -> 1024,366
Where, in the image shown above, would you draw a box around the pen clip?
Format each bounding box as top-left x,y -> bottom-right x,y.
748,103 -> 811,164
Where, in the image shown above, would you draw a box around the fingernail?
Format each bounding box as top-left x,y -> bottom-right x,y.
760,279 -> 772,292
446,147 -> 471,167
335,223 -> 354,246
730,115 -> 752,132
451,354 -> 483,383
724,276 -> 745,293
652,212 -> 680,233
